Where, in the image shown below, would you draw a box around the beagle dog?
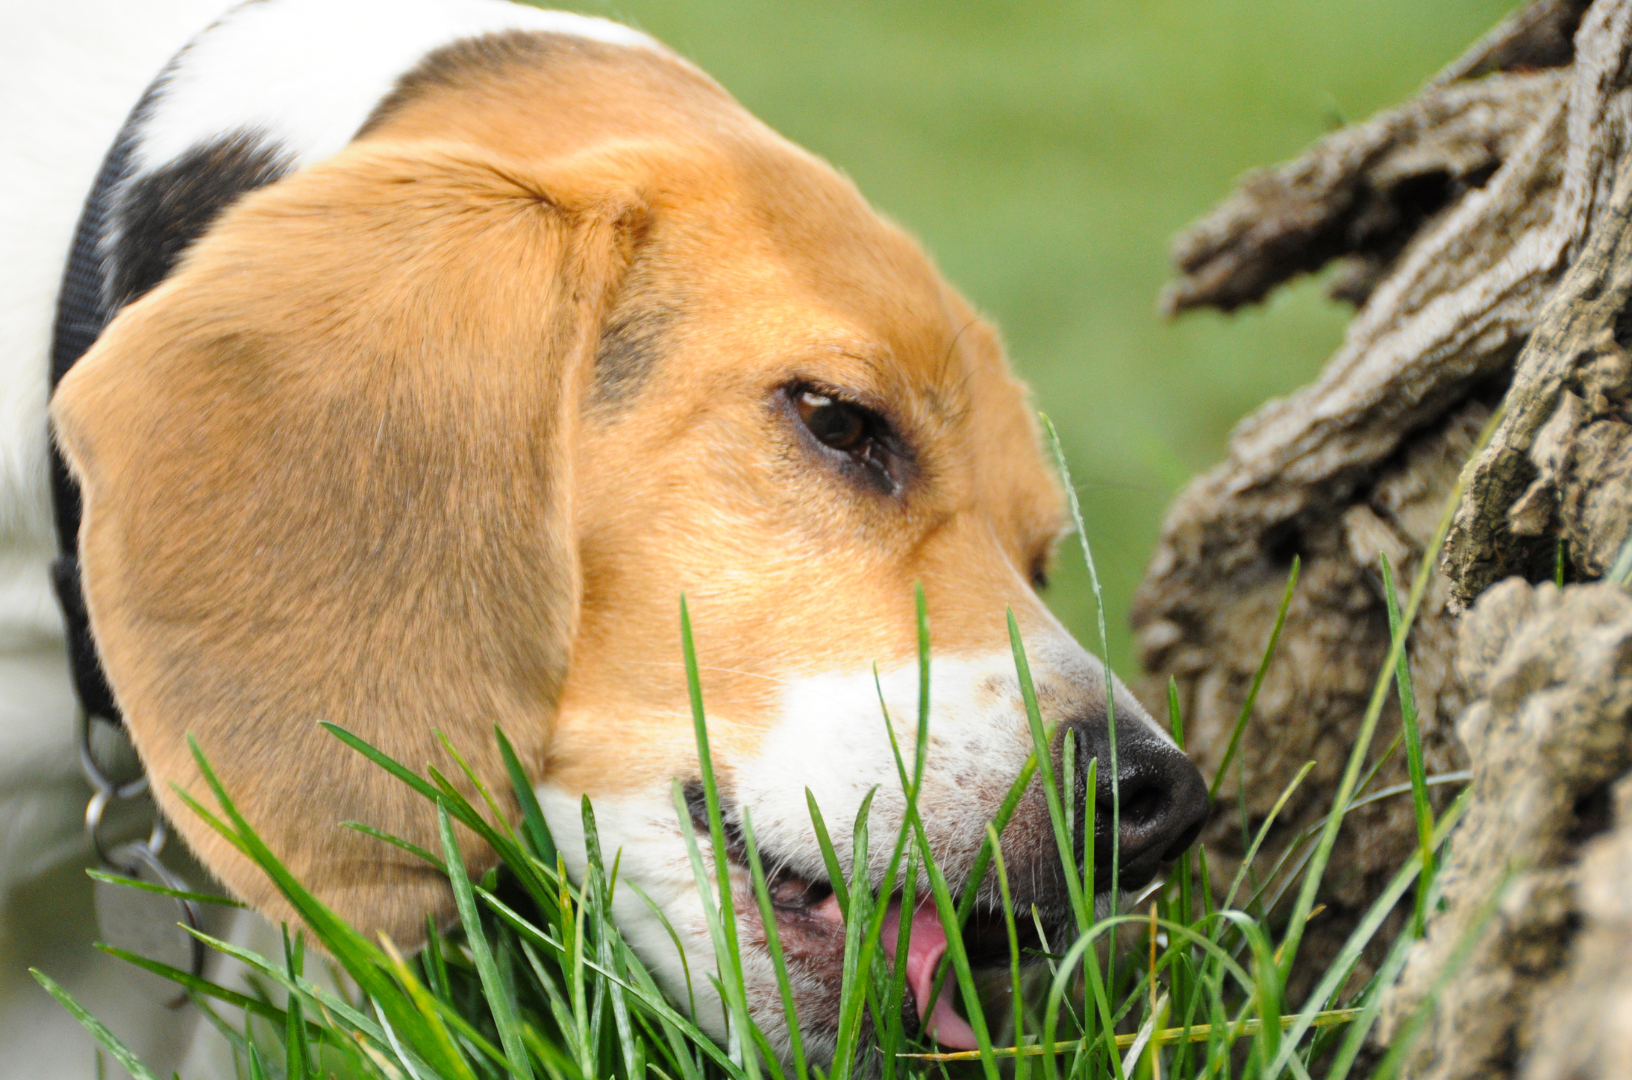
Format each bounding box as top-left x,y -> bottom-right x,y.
2,0 -> 1209,1069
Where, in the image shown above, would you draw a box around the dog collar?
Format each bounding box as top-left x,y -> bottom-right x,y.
51,114 -> 132,732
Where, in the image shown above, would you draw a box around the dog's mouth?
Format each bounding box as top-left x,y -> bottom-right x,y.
684,786 -> 1043,1050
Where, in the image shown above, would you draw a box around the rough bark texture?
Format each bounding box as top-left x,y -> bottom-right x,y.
1139,0 -> 1632,1063
1375,581 -> 1632,1079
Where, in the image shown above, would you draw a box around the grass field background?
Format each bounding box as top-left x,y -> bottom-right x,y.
561,0 -> 1518,672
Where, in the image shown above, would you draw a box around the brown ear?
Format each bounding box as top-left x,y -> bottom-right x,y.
51,141 -> 642,943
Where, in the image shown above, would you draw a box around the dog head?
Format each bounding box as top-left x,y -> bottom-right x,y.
51,32 -> 1207,1059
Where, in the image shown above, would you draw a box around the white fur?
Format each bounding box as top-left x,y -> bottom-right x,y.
0,0 -> 230,635
538,617 -> 1163,1055
537,785 -> 730,1032
128,0 -> 657,177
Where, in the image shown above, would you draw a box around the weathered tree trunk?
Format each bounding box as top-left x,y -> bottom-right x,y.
1138,0 -> 1632,1073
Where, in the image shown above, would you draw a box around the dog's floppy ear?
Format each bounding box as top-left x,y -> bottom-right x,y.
52,141 -> 644,942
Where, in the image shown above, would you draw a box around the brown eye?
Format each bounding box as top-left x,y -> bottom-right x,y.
796,391 -> 868,452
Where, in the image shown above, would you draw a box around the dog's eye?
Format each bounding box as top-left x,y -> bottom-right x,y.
1030,550 -> 1052,590
795,391 -> 869,453
787,384 -> 908,493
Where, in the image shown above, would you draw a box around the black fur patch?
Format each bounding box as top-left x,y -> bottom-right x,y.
105,130 -> 292,308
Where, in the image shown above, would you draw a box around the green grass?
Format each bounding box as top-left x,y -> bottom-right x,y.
39,411 -> 1498,1080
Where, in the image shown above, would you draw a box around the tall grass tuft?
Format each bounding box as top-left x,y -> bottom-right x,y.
36,412 -> 1504,1080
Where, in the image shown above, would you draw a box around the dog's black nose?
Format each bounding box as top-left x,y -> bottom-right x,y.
1059,709 -> 1210,893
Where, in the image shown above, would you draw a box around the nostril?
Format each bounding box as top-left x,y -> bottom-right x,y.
1107,782 -> 1165,828
1058,711 -> 1212,889
1093,753 -> 1209,870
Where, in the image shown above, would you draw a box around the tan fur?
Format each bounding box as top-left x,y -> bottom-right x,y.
51,36 -> 1066,943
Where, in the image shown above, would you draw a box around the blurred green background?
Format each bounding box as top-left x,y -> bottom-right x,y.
569,0 -> 1518,673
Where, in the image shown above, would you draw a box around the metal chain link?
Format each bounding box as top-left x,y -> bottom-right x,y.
80,710 -> 206,988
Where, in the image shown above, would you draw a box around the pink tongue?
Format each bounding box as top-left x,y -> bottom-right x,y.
879,898 -> 980,1050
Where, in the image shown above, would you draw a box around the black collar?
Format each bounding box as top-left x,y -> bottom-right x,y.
50,122 -> 138,725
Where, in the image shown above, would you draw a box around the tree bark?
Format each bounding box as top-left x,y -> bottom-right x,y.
1139,0 -> 1632,1073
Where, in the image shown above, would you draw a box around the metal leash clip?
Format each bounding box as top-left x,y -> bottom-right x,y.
81,711 -> 205,1003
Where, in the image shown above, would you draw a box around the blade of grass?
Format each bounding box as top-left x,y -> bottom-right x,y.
1008,611 -> 1089,933
434,730 -> 518,845
84,868 -> 247,908
1209,558 -> 1299,803
678,596 -> 761,1080
987,825 -> 1026,1060
1221,762 -> 1315,913
165,785 -> 249,857
438,802 -> 533,1079
32,970 -> 162,1080
909,812 -> 1000,1080
422,916 -> 451,1002
1062,727 -> 1077,892
902,1008 -> 1362,1060
93,944 -> 288,1026
1169,678 -> 1194,923
830,789 -> 879,1079
1011,612 -> 1122,1080
741,806 -> 809,1080
498,726 -> 558,868
671,779 -> 755,1079
880,843 -> 918,1080
579,796 -> 643,1080
1042,415 -> 1123,955
1082,756 -> 1098,911
625,880 -> 701,1028
1166,681 -> 1199,1076
283,927 -> 312,1080
1379,552 -> 1435,937
341,822 -> 447,873
805,789 -> 852,916
861,594 -> 1001,1080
